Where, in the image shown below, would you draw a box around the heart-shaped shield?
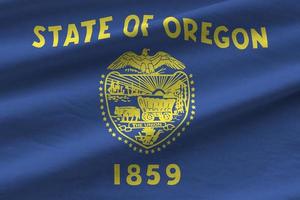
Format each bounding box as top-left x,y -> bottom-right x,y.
99,49 -> 195,153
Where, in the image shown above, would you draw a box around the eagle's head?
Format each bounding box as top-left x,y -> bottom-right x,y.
142,48 -> 150,56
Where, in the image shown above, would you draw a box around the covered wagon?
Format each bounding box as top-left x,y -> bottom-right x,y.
137,96 -> 176,122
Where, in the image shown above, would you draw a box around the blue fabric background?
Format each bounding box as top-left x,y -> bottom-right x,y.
0,0 -> 300,199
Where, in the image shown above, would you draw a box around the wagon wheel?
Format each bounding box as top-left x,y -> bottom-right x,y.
160,112 -> 172,122
142,113 -> 155,121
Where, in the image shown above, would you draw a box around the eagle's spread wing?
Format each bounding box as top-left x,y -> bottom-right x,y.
108,51 -> 142,70
150,51 -> 186,70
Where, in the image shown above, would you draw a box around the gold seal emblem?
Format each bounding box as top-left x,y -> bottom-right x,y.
99,49 -> 196,154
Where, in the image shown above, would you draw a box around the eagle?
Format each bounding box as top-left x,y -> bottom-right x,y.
108,48 -> 186,74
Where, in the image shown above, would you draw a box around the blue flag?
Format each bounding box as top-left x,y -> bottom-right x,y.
1,0 -> 300,199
